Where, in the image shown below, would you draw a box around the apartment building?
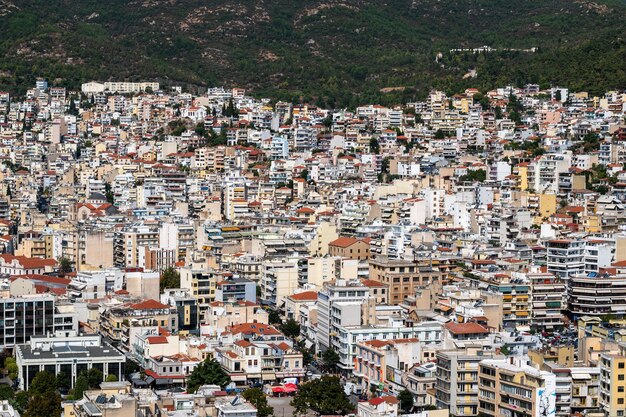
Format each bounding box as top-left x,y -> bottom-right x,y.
477,356 -> 556,417
316,282 -> 374,353
546,239 -> 585,278
0,295 -> 77,349
599,351 -> 626,417
369,256 -> 443,305
436,346 -> 503,417
527,272 -> 565,332
567,273 -> 626,319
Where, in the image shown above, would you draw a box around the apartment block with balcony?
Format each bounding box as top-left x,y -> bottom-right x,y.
477,356 -> 556,417
527,272 -> 565,332
546,239 -> 585,278
567,273 -> 626,319
436,346 -> 503,417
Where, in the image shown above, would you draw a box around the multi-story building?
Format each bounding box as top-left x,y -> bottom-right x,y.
369,256 -> 444,305
436,346 -> 502,417
260,259 -> 299,308
527,272 -> 565,331
477,356 -> 556,417
567,273 -> 626,319
599,350 -> 626,417
100,299 -> 178,352
316,282 -> 374,353
546,239 -> 585,278
15,333 -> 125,391
0,295 -> 77,349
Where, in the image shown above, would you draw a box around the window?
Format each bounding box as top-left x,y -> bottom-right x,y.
619,398 -> 625,405
620,363 -> 625,369
619,374 -> 625,381
619,386 -> 625,393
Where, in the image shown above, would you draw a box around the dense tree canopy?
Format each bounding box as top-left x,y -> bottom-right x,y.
186,358 -> 231,393
291,376 -> 354,416
242,388 -> 274,417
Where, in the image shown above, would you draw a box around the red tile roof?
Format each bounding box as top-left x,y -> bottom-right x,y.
445,322 -> 489,335
288,291 -> 318,301
131,299 -> 170,310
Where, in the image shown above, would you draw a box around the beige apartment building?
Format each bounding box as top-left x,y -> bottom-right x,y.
369,256 -> 443,304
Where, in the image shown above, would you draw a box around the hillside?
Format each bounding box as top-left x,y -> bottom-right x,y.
0,0 -> 625,105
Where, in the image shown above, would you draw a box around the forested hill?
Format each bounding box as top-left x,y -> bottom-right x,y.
1,0 -> 625,106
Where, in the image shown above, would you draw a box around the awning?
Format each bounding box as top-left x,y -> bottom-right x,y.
272,386 -> 285,393
262,373 -> 276,381
231,375 -> 247,382
571,373 -> 591,380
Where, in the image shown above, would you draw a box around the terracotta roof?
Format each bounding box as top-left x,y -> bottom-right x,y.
288,291 -> 318,301
228,322 -> 281,336
329,237 -> 364,248
360,279 -> 386,288
368,396 -> 399,406
445,322 -> 489,335
147,336 -> 169,344
130,299 -> 170,310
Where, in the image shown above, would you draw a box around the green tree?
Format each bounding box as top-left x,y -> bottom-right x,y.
104,182 -> 114,204
397,389 -> 414,414
369,138 -> 380,154
291,376 -> 353,416
29,371 -> 57,396
13,390 -> 28,414
280,318 -> 301,340
0,385 -> 14,401
56,371 -> 71,391
299,169 -> 309,180
4,357 -> 18,380
106,374 -> 118,382
242,387 -> 273,417
267,309 -> 282,325
23,393 -> 62,417
58,257 -> 73,274
160,267 -> 181,291
85,368 -> 103,389
186,358 -> 230,393
125,358 -> 140,376
322,348 -> 340,372
434,129 -> 445,139
72,374 -> 89,400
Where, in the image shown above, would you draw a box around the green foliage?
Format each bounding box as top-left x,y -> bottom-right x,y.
106,374 -> 119,382
397,389 -> 414,414
369,138 -> 380,154
23,393 -> 62,417
290,376 -> 353,416
280,318 -> 301,339
321,348 -> 340,371
186,358 -> 230,393
0,385 -> 14,401
26,372 -> 61,417
125,358 -> 140,376
458,169 -> 487,183
58,256 -> 73,274
13,391 -> 28,414
267,309 -> 282,325
242,388 -> 274,417
72,374 -> 89,400
160,266 -> 181,291
85,368 -> 103,389
55,371 -> 71,391
4,357 -> 18,380
28,371 -> 57,397
434,129 -> 445,139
